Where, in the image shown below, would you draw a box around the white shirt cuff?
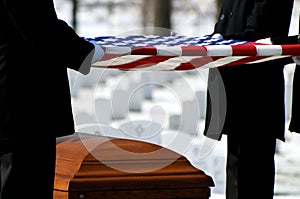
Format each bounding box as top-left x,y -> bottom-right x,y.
90,41 -> 104,64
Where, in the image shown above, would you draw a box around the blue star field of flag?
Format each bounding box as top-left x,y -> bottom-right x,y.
84,35 -> 249,47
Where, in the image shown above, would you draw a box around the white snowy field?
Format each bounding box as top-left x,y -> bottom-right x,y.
54,0 -> 300,198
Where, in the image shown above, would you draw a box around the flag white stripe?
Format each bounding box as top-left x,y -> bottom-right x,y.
92,55 -> 152,67
255,45 -> 283,56
105,46 -> 132,55
206,45 -> 233,56
157,46 -> 182,56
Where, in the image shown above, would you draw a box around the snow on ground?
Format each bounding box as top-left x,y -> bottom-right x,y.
70,71 -> 300,198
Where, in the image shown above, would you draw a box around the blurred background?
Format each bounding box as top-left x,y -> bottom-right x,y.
54,0 -> 219,36
53,0 -> 300,198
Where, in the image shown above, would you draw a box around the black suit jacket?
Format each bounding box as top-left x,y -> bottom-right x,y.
0,0 -> 94,141
214,0 -> 294,41
204,0 -> 294,140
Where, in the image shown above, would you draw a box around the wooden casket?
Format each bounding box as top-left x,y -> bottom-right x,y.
54,133 -> 214,199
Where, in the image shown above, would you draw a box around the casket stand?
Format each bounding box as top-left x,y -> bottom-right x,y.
54,132 -> 214,199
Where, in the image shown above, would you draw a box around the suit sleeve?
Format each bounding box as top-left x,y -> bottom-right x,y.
3,0 -> 94,71
223,0 -> 294,41
246,0 -> 293,37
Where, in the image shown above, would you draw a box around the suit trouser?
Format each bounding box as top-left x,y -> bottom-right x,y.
226,133 -> 277,199
0,137 -> 56,199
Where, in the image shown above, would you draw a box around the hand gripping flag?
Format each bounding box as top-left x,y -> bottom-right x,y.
84,35 -> 300,71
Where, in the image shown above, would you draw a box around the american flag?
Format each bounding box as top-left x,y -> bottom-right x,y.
85,35 -> 300,71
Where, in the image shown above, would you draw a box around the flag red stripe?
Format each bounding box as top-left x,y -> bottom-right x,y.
231,44 -> 258,56
282,44 -> 300,56
181,46 -> 207,56
175,56 -> 222,70
131,46 -> 157,55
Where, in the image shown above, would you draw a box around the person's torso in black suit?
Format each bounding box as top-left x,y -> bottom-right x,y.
0,0 -> 94,141
205,0 -> 294,139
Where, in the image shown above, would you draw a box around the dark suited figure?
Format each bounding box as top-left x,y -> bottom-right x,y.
0,0 -> 103,198
204,0 -> 294,198
289,38 -> 300,132
289,64 -> 300,133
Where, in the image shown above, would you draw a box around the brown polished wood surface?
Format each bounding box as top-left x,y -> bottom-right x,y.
54,133 -> 214,199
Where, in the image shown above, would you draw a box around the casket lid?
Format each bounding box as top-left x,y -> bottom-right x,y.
55,133 -> 214,194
